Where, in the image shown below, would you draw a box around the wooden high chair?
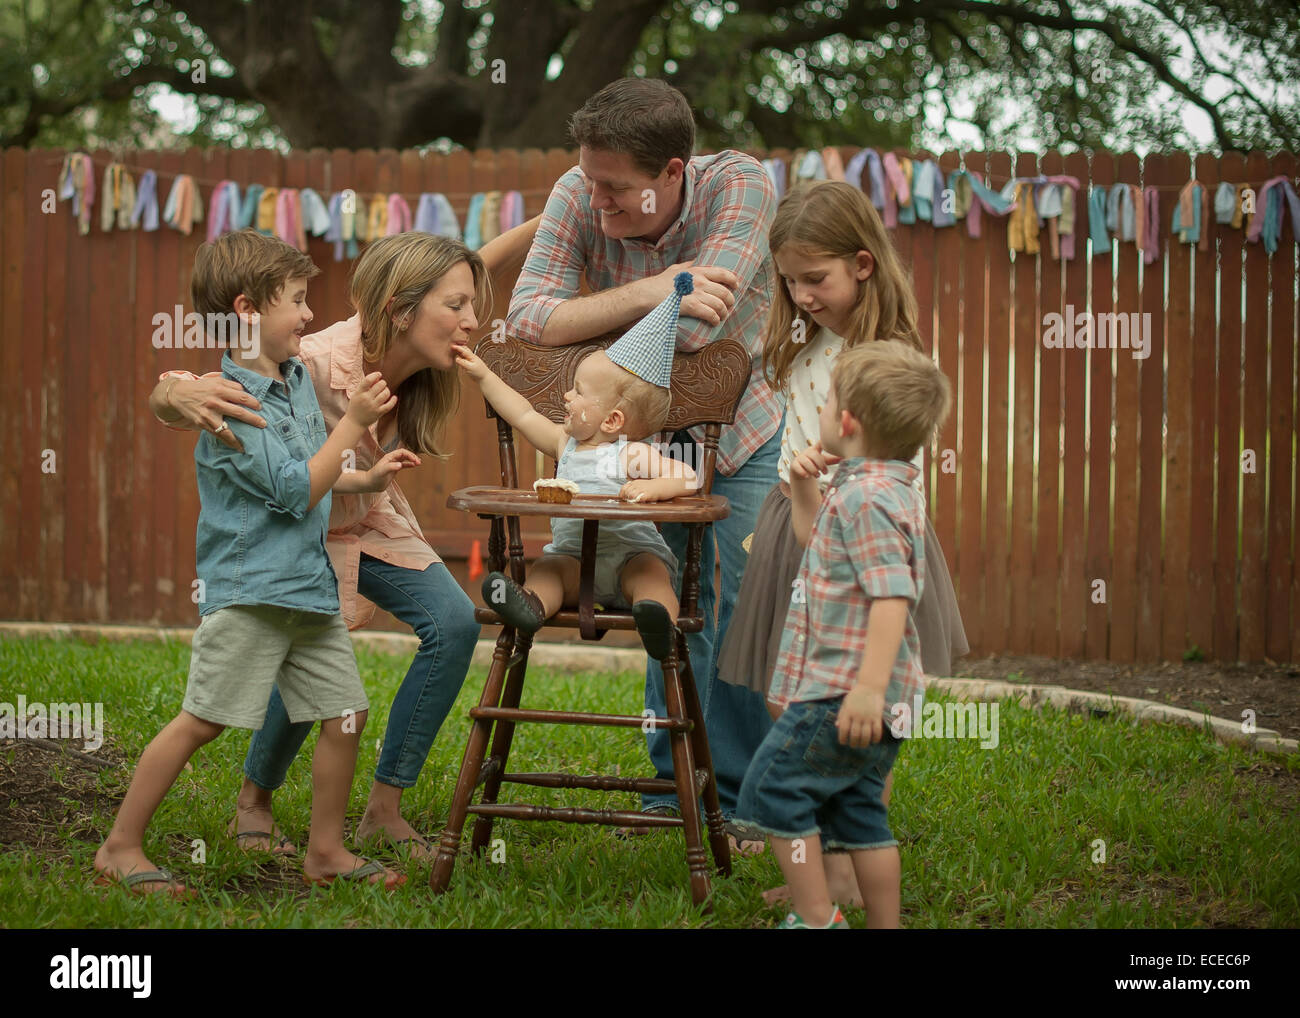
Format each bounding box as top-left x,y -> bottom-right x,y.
429,331 -> 750,908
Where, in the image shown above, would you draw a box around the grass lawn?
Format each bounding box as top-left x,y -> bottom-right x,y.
1,636 -> 1297,928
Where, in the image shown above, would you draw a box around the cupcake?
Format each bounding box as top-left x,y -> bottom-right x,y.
534,478 -> 580,504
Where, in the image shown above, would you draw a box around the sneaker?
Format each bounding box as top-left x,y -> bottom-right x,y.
482,571 -> 545,634
777,907 -> 849,929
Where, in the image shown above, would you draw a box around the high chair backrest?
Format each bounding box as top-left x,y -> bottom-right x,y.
475,332 -> 752,495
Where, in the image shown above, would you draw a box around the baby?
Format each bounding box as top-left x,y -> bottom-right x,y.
453,276 -> 698,660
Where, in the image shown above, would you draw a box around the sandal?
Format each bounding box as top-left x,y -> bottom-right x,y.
93,866 -> 194,898
613,802 -> 680,839
724,819 -> 767,856
226,817 -> 296,856
356,828 -> 435,861
303,857 -> 406,891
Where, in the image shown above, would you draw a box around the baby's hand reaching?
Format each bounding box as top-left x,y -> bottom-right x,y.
620,479 -> 667,504
346,371 -> 396,427
790,441 -> 842,481
452,342 -> 489,382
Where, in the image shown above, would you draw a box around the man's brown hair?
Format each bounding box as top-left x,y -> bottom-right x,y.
831,341 -> 952,461
191,229 -> 319,318
568,78 -> 695,177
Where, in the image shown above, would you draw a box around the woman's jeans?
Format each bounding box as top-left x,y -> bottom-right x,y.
642,423 -> 781,817
243,554 -> 481,792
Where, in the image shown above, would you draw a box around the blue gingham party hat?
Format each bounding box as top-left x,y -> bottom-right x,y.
605,272 -> 693,389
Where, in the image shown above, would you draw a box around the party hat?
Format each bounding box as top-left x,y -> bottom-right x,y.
605,271 -> 693,389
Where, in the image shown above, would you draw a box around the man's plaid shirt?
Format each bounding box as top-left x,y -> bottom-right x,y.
769,458 -> 928,723
506,151 -> 783,476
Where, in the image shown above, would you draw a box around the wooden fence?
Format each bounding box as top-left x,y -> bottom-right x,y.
1,146 -> 1296,663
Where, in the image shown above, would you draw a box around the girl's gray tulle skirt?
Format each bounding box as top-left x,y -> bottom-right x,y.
717,482 -> 970,696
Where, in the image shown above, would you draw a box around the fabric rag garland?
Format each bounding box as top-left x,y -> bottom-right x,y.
57,153 -> 96,234
162,175 -> 203,235
99,163 -> 136,232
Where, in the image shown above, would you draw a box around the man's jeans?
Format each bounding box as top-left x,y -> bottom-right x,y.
243,555 -> 480,791
642,422 -> 781,816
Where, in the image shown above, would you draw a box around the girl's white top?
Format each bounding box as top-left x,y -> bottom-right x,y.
777,328 -> 927,498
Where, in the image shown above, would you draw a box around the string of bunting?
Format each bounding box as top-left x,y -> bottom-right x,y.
54,152 -> 529,259
770,148 -> 1300,257
56,149 -> 1300,258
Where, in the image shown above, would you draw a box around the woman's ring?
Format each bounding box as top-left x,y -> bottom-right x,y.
214,421 -> 229,435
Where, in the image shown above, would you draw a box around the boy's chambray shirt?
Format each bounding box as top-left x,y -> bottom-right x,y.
768,458 -> 927,724
507,151 -> 782,477
193,353 -> 338,616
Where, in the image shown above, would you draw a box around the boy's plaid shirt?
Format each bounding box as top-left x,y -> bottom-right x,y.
768,458 -> 928,720
506,151 -> 782,476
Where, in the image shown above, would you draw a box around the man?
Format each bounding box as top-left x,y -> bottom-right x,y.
507,78 -> 782,850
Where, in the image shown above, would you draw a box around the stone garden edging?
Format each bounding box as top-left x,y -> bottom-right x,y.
2,622 -> 1294,757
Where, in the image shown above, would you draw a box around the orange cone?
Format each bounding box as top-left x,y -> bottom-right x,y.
467,538 -> 484,582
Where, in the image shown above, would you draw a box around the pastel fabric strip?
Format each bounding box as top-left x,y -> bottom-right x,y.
237,184 -> 263,230
464,193 -> 485,249
1214,181 -> 1236,224
1142,187 -> 1160,264
132,170 -> 160,231
1088,187 -> 1111,254
843,148 -> 868,191
500,190 -> 525,232
821,147 -> 845,181
299,188 -> 332,237
432,194 -> 460,239
796,149 -> 827,181
386,193 -> 413,235
414,193 -> 439,233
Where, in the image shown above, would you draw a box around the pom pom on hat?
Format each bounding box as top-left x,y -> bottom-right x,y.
606,272 -> 693,389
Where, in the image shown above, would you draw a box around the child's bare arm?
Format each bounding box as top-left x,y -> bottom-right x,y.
306,373 -> 393,509
788,442 -> 840,545
453,342 -> 565,462
619,442 -> 698,503
836,598 -> 908,747
333,449 -> 421,494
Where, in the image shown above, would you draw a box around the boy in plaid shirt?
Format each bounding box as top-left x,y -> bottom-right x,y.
736,340 -> 952,929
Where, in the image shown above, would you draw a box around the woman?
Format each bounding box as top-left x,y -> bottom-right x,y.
150,219 -> 540,858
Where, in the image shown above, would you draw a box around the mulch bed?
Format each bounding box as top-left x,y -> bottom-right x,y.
953,654 -> 1300,741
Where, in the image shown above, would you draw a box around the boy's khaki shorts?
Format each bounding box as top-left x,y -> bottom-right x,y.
182,605 -> 369,729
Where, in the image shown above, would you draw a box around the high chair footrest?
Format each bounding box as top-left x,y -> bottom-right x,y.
466,803 -> 684,828
469,706 -> 691,731
501,771 -> 678,794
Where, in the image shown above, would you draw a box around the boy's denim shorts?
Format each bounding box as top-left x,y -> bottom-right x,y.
736,696 -> 900,851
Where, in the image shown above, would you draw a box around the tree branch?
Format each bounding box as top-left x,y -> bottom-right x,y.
3,62 -> 254,147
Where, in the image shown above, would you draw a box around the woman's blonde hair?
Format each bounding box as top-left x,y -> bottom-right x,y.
761,180 -> 922,394
349,233 -> 491,458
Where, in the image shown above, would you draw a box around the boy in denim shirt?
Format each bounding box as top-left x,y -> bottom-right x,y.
736,340 -> 951,928
95,230 -> 404,894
